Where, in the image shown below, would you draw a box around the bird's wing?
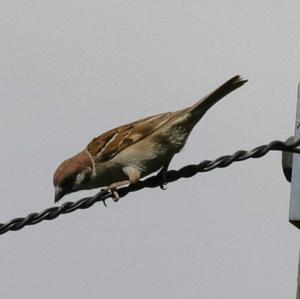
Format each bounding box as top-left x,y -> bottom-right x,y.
86,112 -> 177,162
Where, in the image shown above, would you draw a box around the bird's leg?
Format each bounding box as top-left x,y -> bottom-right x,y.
106,166 -> 141,202
105,180 -> 130,202
157,157 -> 173,190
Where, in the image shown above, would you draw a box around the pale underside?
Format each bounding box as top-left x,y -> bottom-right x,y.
84,108 -> 194,189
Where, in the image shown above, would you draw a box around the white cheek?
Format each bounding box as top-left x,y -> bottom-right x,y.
75,172 -> 86,186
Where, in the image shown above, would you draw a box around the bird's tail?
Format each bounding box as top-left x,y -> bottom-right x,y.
188,75 -> 247,122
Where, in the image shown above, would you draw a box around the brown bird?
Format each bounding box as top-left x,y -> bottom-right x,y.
53,75 -> 247,202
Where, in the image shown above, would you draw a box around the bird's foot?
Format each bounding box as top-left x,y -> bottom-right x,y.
100,187 -> 119,207
99,188 -> 109,207
104,180 -> 130,204
157,159 -> 172,191
110,188 -> 120,202
157,169 -> 168,190
103,186 -> 120,202
160,183 -> 168,190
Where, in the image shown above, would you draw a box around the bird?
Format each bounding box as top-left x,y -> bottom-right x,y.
53,75 -> 247,202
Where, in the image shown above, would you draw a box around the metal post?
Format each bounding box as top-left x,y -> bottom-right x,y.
289,83 -> 300,228
297,249 -> 300,299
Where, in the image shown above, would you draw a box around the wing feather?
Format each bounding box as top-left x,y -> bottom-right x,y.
86,112 -> 176,162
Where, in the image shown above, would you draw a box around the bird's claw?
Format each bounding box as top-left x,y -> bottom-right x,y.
110,188 -> 120,202
102,187 -> 120,203
158,170 -> 168,190
160,183 -> 168,190
100,188 -> 108,207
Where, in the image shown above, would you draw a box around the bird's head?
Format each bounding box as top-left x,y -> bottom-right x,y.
53,151 -> 93,202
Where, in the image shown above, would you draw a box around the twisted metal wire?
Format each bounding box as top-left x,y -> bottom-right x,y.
1,138 -> 299,236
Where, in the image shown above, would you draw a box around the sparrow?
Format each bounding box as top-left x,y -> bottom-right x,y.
53,75 -> 247,202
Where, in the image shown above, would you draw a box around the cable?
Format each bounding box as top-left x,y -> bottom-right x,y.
0,138 -> 299,236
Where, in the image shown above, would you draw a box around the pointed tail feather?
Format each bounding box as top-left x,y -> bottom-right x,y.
189,75 -> 247,120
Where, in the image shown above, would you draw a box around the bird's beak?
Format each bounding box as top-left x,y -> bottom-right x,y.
54,186 -> 65,203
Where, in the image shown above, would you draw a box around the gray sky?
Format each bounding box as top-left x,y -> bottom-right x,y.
0,1 -> 300,298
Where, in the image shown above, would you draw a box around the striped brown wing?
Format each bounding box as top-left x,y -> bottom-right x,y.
86,112 -> 176,162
